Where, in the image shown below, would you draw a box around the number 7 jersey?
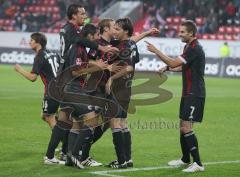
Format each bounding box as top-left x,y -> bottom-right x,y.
31,49 -> 60,96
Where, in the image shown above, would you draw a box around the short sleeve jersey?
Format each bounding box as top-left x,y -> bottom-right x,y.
86,37 -> 111,91
31,49 -> 60,95
111,39 -> 140,100
60,22 -> 81,59
64,43 -> 88,88
179,39 -> 206,97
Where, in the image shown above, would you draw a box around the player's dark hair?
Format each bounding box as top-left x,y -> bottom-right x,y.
31,32 -> 47,48
81,24 -> 98,38
67,4 -> 83,20
181,20 -> 197,37
115,17 -> 133,37
98,18 -> 114,34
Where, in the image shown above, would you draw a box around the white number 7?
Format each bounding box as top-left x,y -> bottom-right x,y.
189,106 -> 195,119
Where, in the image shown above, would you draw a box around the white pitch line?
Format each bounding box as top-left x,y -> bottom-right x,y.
89,160 -> 240,177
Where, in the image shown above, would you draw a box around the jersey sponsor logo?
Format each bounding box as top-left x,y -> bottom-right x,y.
0,51 -> 34,64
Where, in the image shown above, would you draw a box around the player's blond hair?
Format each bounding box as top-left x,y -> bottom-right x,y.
98,18 -> 114,34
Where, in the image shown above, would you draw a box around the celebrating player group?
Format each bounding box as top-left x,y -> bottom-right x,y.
15,3 -> 206,173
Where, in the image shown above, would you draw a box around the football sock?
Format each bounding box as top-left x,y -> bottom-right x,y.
72,125 -> 94,161
184,131 -> 202,166
92,126 -> 104,143
81,126 -> 94,161
112,128 -> 125,164
67,130 -> 79,155
122,127 -> 132,161
180,133 -> 190,163
46,120 -> 71,159
93,122 -> 110,143
61,129 -> 69,154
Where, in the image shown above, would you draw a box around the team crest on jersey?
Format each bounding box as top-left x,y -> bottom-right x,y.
89,50 -> 96,57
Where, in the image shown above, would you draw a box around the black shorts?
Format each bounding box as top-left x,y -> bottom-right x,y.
60,102 -> 98,120
42,96 -> 59,115
59,84 -> 93,118
113,87 -> 131,118
179,97 -> 205,123
70,104 -> 96,120
110,93 -> 130,118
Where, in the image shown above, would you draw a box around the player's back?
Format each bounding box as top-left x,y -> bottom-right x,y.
86,37 -> 111,93
32,49 -> 60,94
60,22 -> 81,60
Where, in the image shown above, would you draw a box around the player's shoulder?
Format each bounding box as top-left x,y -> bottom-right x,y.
125,39 -> 138,51
35,49 -> 45,59
126,39 -> 137,47
192,40 -> 205,56
185,40 -> 205,60
117,39 -> 136,48
60,22 -> 76,34
189,39 -> 202,50
33,51 -> 44,64
42,49 -> 60,59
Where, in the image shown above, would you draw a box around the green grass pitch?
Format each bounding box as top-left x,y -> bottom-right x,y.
0,64 -> 240,177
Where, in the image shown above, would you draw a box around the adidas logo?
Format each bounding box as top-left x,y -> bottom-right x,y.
0,51 -> 34,64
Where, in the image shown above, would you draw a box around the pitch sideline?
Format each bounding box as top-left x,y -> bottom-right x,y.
89,160 -> 240,177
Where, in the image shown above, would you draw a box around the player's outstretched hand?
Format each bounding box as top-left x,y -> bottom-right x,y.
149,28 -> 160,35
145,41 -> 158,54
158,66 -> 168,74
14,64 -> 22,72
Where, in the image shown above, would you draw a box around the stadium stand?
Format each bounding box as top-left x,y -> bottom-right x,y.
0,0 -> 112,33
139,0 -> 240,40
0,0 -> 239,40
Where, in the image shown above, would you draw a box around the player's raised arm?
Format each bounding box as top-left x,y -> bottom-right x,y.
14,64 -> 37,82
145,41 -> 183,68
130,28 -> 159,43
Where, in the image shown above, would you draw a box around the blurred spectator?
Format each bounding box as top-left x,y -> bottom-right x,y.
141,0 -> 239,38
225,1 -> 236,19
57,0 -> 66,18
156,7 -> 166,26
0,0 -> 114,33
220,42 -> 231,58
0,0 -> 239,38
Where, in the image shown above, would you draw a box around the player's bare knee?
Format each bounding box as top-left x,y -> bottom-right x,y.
180,126 -> 192,133
58,110 -> 72,124
71,119 -> 81,131
120,118 -> 128,128
110,118 -> 121,129
83,111 -> 99,127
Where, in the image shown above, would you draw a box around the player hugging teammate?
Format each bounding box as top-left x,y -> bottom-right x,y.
46,3 -> 156,169
19,3 -> 209,172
